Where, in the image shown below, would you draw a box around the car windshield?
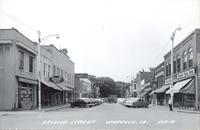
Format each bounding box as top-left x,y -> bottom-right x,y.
126,98 -> 139,102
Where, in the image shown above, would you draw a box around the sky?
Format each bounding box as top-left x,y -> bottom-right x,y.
0,0 -> 199,82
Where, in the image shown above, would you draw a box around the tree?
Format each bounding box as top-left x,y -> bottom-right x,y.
96,77 -> 116,97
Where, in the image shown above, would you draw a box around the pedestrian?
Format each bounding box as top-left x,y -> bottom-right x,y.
168,97 -> 173,111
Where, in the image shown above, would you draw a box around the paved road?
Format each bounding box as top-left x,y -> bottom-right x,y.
0,103 -> 199,130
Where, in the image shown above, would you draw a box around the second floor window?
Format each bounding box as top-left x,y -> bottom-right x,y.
48,65 -> 51,77
53,65 -> 56,76
188,48 -> 193,68
168,63 -> 171,76
173,59 -> 176,74
43,63 -> 46,77
29,56 -> 33,73
183,51 -> 187,70
177,56 -> 181,72
19,51 -> 24,70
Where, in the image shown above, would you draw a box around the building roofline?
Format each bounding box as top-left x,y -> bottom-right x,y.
0,28 -> 38,46
164,28 -> 200,58
42,44 -> 75,64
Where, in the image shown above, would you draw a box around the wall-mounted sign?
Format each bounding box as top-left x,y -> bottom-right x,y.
176,68 -> 195,79
49,76 -> 64,83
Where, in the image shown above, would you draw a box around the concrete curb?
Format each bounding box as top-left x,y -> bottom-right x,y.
174,109 -> 200,114
44,104 -> 71,112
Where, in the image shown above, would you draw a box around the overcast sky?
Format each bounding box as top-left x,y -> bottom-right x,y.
0,0 -> 199,82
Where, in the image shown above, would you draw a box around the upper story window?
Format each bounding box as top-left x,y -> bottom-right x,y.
183,51 -> 187,70
19,51 -> 24,70
168,62 -> 171,76
173,58 -> 176,74
61,69 -> 63,77
165,63 -> 168,77
53,65 -> 56,76
177,55 -> 181,72
43,63 -> 46,77
188,48 -> 193,68
57,67 -> 60,76
29,56 -> 33,73
48,65 -> 51,77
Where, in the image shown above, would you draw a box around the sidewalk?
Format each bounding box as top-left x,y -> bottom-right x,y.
149,104 -> 200,114
0,103 -> 71,116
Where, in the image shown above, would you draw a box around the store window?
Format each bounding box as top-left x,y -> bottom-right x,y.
19,51 -> 24,70
177,55 -> 181,72
29,56 -> 33,73
183,51 -> 187,70
188,48 -> 193,68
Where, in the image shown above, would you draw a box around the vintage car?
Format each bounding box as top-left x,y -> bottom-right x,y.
123,98 -> 149,108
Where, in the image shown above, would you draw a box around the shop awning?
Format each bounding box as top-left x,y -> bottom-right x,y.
166,78 -> 192,94
41,79 -> 62,91
154,85 -> 170,93
179,79 -> 194,94
54,82 -> 73,91
18,77 -> 38,84
140,90 -> 151,97
149,90 -> 155,95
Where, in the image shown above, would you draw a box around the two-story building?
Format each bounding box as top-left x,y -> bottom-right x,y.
164,29 -> 200,108
134,70 -> 154,98
0,28 -> 38,110
41,45 -> 75,104
150,62 -> 168,105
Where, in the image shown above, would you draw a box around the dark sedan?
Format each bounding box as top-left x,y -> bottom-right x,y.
70,98 -> 93,108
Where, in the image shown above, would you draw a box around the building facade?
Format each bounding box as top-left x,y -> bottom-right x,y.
74,73 -> 93,98
0,28 -> 38,110
164,29 -> 200,108
150,62 -> 167,105
134,70 -> 154,98
41,45 -> 75,104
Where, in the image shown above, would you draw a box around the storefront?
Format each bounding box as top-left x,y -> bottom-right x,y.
41,78 -> 66,107
17,77 -> 37,110
166,77 -> 195,108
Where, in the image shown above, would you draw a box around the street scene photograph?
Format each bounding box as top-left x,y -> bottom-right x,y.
0,0 -> 200,130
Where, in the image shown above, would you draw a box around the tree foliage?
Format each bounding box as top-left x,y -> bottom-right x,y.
96,77 -> 116,97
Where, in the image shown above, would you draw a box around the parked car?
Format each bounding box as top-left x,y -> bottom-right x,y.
108,95 -> 117,103
117,98 -> 125,104
71,98 -> 93,108
123,98 -> 149,108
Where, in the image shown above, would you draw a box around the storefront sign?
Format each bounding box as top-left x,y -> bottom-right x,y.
155,71 -> 164,78
20,87 -> 32,101
177,68 -> 195,79
165,78 -> 171,85
50,76 -> 64,83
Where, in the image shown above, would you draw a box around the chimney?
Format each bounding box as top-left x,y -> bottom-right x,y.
62,48 -> 68,56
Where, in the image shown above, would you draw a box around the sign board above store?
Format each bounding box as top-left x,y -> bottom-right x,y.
176,68 -> 195,79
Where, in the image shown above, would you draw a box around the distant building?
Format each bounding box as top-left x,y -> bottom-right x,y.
134,69 -> 154,98
74,73 -> 99,98
150,62 -> 166,105
0,28 -> 38,110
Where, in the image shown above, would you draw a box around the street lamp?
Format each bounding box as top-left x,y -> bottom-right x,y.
170,25 -> 181,108
37,30 -> 59,111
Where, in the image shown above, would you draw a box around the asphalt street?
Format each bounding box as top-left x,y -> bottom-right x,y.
0,103 -> 199,130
